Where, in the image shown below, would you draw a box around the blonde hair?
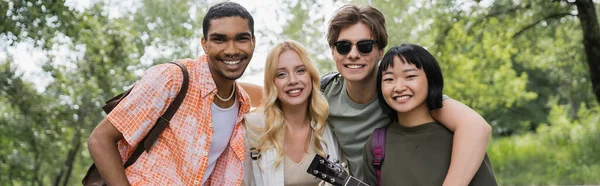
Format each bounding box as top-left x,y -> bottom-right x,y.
257,40 -> 329,168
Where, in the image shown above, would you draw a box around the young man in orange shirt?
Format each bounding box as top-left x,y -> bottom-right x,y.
87,2 -> 257,185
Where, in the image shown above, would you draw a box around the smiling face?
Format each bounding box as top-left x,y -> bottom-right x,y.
381,55 -> 429,114
274,50 -> 313,108
331,23 -> 383,83
202,16 -> 255,82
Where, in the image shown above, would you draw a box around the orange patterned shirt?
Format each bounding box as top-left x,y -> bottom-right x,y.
107,55 -> 251,185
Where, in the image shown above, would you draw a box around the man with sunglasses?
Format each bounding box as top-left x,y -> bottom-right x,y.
240,4 -> 493,185
321,5 -> 493,185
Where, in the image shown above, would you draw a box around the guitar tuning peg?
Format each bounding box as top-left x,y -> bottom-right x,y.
341,162 -> 347,168
321,174 -> 327,179
326,155 -> 330,159
313,170 -> 319,174
330,178 -> 336,183
335,159 -> 340,164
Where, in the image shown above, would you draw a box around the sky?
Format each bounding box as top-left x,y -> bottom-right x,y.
1,0 -> 345,92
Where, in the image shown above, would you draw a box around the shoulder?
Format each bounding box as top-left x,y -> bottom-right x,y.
244,112 -> 265,136
144,60 -> 193,87
129,62 -> 188,97
320,72 -> 344,97
320,72 -> 341,91
321,71 -> 340,80
244,112 -> 265,126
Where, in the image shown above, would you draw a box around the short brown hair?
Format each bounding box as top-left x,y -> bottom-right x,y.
327,5 -> 387,50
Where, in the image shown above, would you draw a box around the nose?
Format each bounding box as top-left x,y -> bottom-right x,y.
347,44 -> 360,59
393,80 -> 407,92
224,40 -> 239,57
288,73 -> 299,85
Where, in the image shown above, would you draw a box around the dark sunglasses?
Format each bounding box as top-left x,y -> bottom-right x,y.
333,40 -> 377,55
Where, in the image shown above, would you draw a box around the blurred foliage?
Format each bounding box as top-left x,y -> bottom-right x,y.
488,102 -> 600,185
0,0 -> 599,185
1,0 -> 207,185
278,0 -> 336,74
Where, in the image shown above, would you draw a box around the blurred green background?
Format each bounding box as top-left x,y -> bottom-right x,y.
1,0 -> 599,185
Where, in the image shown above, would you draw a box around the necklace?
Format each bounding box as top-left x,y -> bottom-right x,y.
215,84 -> 235,102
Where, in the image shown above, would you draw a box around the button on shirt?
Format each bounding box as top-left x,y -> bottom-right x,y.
107,55 -> 251,185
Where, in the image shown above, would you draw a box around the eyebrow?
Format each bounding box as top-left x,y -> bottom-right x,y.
277,65 -> 305,71
209,32 -> 252,38
382,68 -> 417,75
208,33 -> 226,38
236,33 -> 252,38
403,68 -> 418,72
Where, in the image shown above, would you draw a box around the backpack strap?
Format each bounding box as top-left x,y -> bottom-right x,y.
320,72 -> 340,92
123,61 -> 189,168
244,113 -> 264,161
371,127 -> 387,186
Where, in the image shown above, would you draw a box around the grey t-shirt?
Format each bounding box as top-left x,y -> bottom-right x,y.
322,75 -> 390,181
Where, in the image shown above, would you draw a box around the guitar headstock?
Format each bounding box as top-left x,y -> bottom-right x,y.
306,154 -> 349,186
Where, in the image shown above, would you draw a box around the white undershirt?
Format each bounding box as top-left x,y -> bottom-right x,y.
201,98 -> 239,185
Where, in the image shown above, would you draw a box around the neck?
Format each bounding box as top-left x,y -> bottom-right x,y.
281,102 -> 310,130
397,103 -> 435,127
211,75 -> 236,107
344,74 -> 377,104
215,81 -> 235,98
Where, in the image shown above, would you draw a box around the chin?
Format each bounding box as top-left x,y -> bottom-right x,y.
391,106 -> 416,113
223,71 -> 245,80
341,73 -> 367,82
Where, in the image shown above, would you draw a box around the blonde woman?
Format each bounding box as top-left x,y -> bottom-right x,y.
243,40 -> 342,186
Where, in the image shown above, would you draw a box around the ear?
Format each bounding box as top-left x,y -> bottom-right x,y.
201,36 -> 208,53
330,47 -> 335,57
251,35 -> 256,47
378,49 -> 384,60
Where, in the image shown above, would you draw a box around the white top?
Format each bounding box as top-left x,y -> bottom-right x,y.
201,98 -> 239,185
284,132 -> 318,186
243,112 -> 343,186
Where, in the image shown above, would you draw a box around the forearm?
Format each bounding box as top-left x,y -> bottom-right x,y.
431,98 -> 492,186
88,135 -> 130,186
443,123 -> 491,186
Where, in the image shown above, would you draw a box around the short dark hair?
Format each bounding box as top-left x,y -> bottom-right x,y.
327,5 -> 387,50
202,2 -> 254,40
376,44 -> 444,122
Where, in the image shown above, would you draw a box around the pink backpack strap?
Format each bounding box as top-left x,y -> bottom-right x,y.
371,127 -> 387,186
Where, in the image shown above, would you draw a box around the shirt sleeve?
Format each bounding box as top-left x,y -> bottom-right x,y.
107,64 -> 182,147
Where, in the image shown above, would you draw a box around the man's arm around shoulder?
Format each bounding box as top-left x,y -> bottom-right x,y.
431,98 -> 492,186
87,118 -> 131,186
240,82 -> 263,107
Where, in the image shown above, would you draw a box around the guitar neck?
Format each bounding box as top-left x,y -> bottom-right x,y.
343,176 -> 369,186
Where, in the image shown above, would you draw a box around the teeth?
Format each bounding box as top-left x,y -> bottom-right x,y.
288,89 -> 301,94
394,96 -> 411,100
223,60 -> 240,65
346,64 -> 363,69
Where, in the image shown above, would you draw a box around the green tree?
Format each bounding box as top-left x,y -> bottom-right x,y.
0,0 -> 207,184
279,0 -> 335,74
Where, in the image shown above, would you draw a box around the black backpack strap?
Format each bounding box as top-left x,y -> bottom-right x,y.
123,61 -> 189,168
320,72 -> 340,92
